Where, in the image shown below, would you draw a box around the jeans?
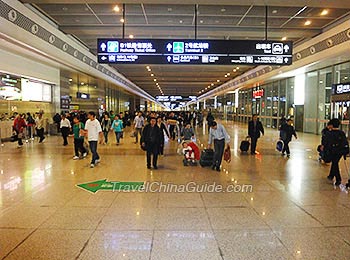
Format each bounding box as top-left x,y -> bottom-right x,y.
282,140 -> 290,155
328,154 -> 342,184
213,139 -> 225,168
135,128 -> 142,143
74,138 -> 87,157
115,132 -> 122,144
89,141 -> 100,164
103,131 -> 109,143
61,127 -> 69,145
169,125 -> 176,140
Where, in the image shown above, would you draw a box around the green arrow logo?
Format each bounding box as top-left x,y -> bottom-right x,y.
76,179 -> 144,193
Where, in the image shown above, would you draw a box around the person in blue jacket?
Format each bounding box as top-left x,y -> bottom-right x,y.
111,115 -> 123,145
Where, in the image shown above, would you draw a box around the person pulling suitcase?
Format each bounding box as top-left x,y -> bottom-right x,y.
207,121 -> 230,172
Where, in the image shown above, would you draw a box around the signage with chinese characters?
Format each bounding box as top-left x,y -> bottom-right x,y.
97,39 -> 293,66
332,83 -> 350,95
253,89 -> 264,98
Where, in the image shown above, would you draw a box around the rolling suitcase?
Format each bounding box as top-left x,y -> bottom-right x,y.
240,137 -> 250,152
199,149 -> 214,167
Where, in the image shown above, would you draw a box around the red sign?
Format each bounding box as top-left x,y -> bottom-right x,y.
253,89 -> 264,98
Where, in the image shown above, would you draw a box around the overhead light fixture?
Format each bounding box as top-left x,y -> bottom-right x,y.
211,83 -> 214,86
200,20 -> 204,24
221,8 -> 226,12
233,69 -> 236,72
81,82 -> 84,85
153,79 -> 157,81
217,79 -> 220,82
129,35 -> 134,39
304,20 -> 311,26
69,78 -> 73,82
227,73 -> 230,76
179,20 -> 183,24
120,18 -> 125,23
225,75 -> 228,78
320,9 -> 329,16
168,7 -> 172,12
151,73 -> 154,76
272,9 -> 278,14
281,36 -> 287,41
113,5 -> 120,12
236,67 -> 240,70
208,86 -> 211,89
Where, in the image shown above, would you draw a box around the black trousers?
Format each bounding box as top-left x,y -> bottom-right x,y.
251,136 -> 258,154
36,128 -> 45,142
328,154 -> 342,183
61,127 -> 69,145
213,139 -> 225,168
146,142 -> 159,167
74,138 -> 87,157
89,141 -> 100,164
282,140 -> 290,155
169,125 -> 176,140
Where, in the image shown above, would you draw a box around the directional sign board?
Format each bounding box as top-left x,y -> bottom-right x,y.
97,39 -> 293,65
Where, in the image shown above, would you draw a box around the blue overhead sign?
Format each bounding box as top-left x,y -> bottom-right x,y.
97,39 -> 293,65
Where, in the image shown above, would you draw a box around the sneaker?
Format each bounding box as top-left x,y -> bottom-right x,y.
17,145 -> 23,148
82,152 -> 87,158
287,154 -> 290,158
90,163 -> 95,168
73,156 -> 79,160
95,159 -> 100,164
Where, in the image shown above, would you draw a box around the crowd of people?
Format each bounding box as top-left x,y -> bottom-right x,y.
8,109 -> 350,187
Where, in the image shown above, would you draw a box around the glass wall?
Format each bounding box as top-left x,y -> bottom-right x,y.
304,71 -> 318,133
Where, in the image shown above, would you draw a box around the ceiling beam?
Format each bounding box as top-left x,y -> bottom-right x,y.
20,0 -> 350,9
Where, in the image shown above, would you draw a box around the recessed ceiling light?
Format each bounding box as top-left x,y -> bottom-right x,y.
236,67 -> 240,70
211,83 -> 214,86
75,19 -> 80,22
233,69 -> 236,72
129,35 -> 134,39
120,18 -> 125,23
69,78 -> 73,82
225,75 -> 228,77
221,8 -> 226,12
320,9 -> 329,16
261,21 -> 265,25
179,20 -> 183,24
272,9 -> 278,14
62,7 -> 68,11
113,5 -> 120,12
227,73 -> 230,76
153,79 -> 157,81
217,79 -> 220,82
208,86 -> 211,89
168,20 -> 173,23
281,36 -> 287,41
304,20 -> 311,26
168,7 -> 172,12
81,82 -> 84,85
151,73 -> 154,76
200,20 -> 204,23
215,20 -> 219,23
146,66 -> 150,69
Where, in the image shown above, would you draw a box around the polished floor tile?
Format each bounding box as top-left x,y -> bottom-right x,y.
215,229 -> 293,260
0,228 -> 33,259
151,231 -> 222,260
78,231 -> 152,260
275,227 -> 350,259
4,229 -> 92,260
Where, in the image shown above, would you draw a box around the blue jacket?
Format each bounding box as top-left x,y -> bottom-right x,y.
111,119 -> 123,132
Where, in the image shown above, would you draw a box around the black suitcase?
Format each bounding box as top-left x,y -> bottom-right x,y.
200,149 -> 214,167
240,140 -> 250,152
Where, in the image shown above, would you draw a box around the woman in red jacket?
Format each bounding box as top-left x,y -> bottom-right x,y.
13,113 -> 26,147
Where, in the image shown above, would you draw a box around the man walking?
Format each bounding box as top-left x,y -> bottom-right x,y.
207,121 -> 230,171
134,112 -> 144,144
248,114 -> 264,155
83,111 -> 103,168
141,117 -> 162,169
279,119 -> 297,158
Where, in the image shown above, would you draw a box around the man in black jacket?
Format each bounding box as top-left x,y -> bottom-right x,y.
141,117 -> 163,169
324,118 -> 349,186
248,114 -> 264,155
279,119 -> 297,157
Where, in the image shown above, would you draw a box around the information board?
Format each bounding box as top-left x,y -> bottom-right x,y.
97,39 -> 293,66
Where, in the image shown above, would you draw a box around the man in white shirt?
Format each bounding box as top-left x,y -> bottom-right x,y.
83,111 -> 103,168
134,112 -> 144,144
60,114 -> 71,146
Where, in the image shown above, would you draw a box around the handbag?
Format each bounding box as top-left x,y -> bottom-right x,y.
224,145 -> 231,163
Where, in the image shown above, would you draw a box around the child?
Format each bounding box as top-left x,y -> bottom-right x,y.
182,141 -> 197,166
72,116 -> 87,160
181,123 -> 195,141
279,119 -> 297,158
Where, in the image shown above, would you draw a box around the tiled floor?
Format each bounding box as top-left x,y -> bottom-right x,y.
0,121 -> 350,259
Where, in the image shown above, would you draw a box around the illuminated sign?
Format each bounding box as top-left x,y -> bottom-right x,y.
332,83 -> 350,95
97,39 -> 293,65
253,89 -> 264,98
76,92 -> 90,99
